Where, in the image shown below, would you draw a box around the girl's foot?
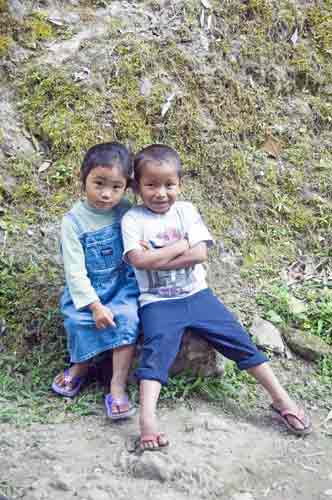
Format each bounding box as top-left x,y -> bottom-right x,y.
52,363 -> 89,397
104,380 -> 136,420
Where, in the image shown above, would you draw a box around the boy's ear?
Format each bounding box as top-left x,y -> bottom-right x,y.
129,178 -> 140,194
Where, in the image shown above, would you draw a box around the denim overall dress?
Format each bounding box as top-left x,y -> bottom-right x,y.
60,206 -> 140,363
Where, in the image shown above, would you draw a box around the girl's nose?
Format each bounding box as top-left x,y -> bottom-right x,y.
101,189 -> 112,200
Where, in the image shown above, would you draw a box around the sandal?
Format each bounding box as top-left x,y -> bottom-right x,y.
52,368 -> 86,398
104,393 -> 136,420
140,432 -> 169,451
271,404 -> 312,436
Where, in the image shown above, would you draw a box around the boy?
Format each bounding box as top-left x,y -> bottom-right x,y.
122,144 -> 311,450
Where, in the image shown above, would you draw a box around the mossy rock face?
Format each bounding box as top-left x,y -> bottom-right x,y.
282,328 -> 332,362
0,0 -> 332,370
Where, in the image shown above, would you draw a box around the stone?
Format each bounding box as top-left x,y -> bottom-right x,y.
250,317 -> 285,355
282,328 -> 332,362
0,87 -> 35,160
130,453 -> 175,482
87,489 -> 110,500
171,330 -> 223,377
7,0 -> 26,20
49,478 -> 71,492
287,296 -> 307,315
231,494 -> 255,500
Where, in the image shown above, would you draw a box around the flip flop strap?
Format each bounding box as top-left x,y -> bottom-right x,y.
280,409 -> 307,426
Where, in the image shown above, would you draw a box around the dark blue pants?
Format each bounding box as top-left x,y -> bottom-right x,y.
136,288 -> 268,385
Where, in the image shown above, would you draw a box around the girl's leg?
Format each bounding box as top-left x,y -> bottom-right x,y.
110,344 -> 135,415
247,363 -> 310,431
139,379 -> 168,450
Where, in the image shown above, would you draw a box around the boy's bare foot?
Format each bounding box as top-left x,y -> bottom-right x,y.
140,414 -> 169,450
271,399 -> 312,435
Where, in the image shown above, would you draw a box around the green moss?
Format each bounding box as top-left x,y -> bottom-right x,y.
19,66 -> 105,183
24,15 -> 54,43
0,257 -> 62,356
306,4 -> 332,55
0,34 -> 11,55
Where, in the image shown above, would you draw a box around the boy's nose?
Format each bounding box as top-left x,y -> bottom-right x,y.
156,187 -> 167,198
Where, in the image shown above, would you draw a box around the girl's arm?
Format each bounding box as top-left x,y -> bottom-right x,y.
126,238 -> 189,270
61,217 -> 99,310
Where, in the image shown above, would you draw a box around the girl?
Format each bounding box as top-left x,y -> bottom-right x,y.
52,142 -> 140,420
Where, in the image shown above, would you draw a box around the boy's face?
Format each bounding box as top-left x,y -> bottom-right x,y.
138,160 -> 180,214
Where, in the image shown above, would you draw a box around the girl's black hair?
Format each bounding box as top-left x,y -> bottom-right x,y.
133,144 -> 182,182
81,142 -> 132,187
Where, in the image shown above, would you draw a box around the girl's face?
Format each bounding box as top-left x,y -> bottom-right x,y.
84,165 -> 127,210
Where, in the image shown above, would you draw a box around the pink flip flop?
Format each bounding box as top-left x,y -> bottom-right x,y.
52,368 -> 86,398
104,394 -> 136,420
271,405 -> 312,436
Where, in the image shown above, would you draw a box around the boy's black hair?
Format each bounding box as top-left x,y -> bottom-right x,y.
133,144 -> 182,182
81,142 -> 132,187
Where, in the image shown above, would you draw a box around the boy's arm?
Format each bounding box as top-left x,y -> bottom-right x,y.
152,242 -> 208,270
122,209 -> 189,270
126,238 -> 189,270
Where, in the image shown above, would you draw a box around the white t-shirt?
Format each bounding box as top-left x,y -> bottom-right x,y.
121,201 -> 213,307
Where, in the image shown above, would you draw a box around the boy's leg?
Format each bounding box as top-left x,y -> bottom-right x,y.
247,363 -> 310,432
109,344 -> 136,415
139,380 -> 168,449
189,289 -> 311,434
136,299 -> 187,448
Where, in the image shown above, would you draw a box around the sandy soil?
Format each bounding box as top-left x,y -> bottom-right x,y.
1,401 -> 332,500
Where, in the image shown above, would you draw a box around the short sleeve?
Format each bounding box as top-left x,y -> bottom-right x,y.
183,203 -> 214,248
121,210 -> 144,261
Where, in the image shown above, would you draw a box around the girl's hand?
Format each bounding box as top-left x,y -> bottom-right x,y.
89,301 -> 116,329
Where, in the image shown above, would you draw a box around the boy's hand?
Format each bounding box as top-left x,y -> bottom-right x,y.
139,240 -> 150,251
89,301 -> 116,329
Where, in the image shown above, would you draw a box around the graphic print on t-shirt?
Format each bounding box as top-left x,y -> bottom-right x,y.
146,227 -> 194,298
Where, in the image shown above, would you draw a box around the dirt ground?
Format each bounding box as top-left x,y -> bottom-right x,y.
1,400 -> 332,500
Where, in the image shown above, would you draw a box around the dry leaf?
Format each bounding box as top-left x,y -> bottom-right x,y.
161,92 -> 176,118
201,0 -> 211,8
140,78 -> 152,97
200,8 -> 205,28
262,135 -> 283,158
207,14 -> 213,30
38,161 -> 52,173
290,28 -> 299,46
